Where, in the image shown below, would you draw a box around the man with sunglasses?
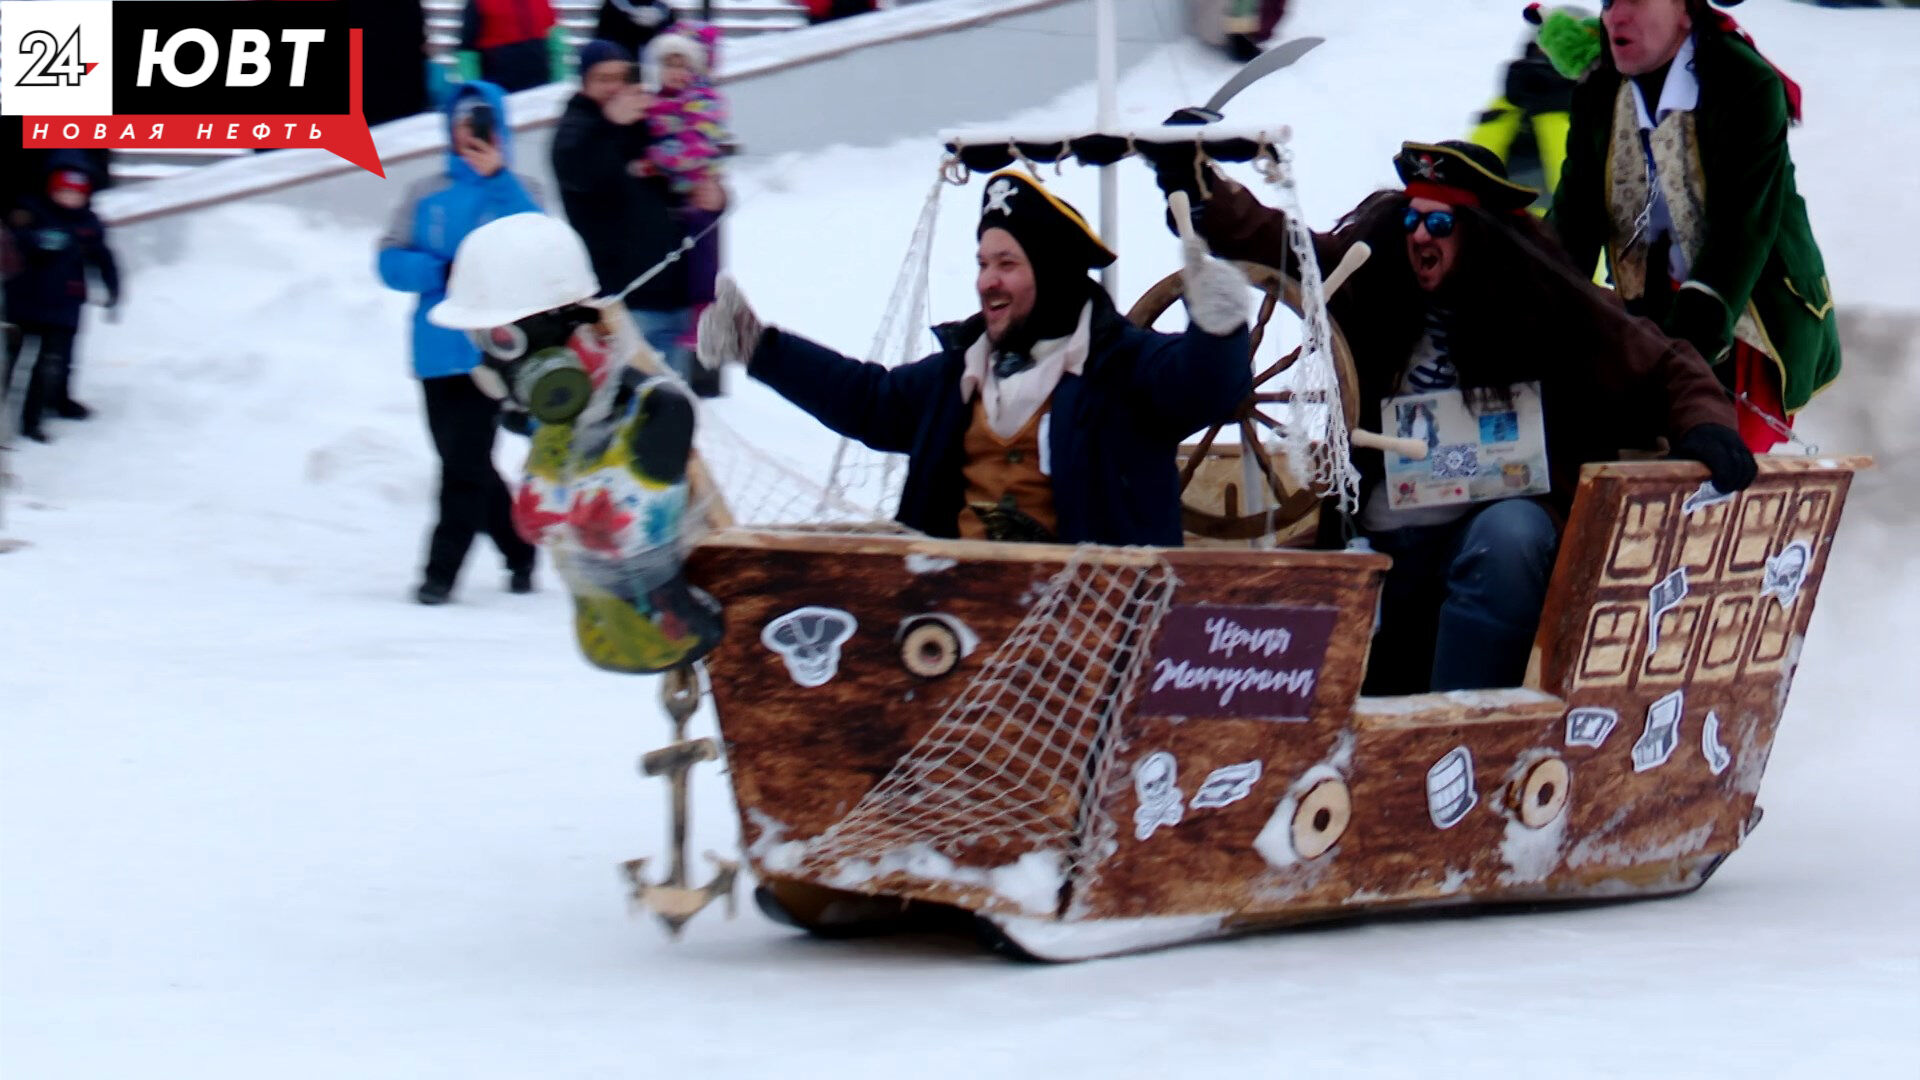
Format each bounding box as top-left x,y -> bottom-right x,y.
1543,0 -> 1840,451
1157,139 -> 1753,693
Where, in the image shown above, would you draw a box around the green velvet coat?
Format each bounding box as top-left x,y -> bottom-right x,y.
1549,29 -> 1840,412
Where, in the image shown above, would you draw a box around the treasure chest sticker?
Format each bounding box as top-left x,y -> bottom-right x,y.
1633,690 -> 1685,772
1426,746 -> 1478,829
1564,706 -> 1619,749
1137,605 -> 1337,721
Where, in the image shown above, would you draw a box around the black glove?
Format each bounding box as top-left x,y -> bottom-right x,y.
1671,423 -> 1757,494
1664,287 -> 1731,364
1146,125 -> 1209,203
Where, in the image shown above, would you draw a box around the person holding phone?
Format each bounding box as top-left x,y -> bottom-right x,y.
550,40 -> 691,381
377,81 -> 548,606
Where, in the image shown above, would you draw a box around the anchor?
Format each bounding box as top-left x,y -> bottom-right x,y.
623,662 -> 738,937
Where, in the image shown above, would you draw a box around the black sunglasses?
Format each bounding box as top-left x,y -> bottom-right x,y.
1402,207 -> 1456,239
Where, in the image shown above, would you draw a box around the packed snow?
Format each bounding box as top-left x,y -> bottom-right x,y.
4,1 -> 1917,1076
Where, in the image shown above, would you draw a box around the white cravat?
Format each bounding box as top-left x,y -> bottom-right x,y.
960,302 -> 1093,439
1628,36 -> 1700,282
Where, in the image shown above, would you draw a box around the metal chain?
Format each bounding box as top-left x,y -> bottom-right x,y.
1736,392 -> 1819,455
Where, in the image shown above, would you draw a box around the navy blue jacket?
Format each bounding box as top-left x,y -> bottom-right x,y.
3,196 -> 118,331
748,286 -> 1252,546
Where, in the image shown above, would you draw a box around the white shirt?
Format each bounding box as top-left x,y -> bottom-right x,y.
1360,310 -> 1470,533
959,301 -> 1093,440
1628,35 -> 1699,282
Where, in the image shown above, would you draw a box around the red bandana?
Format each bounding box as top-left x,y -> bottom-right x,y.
1403,181 -> 1480,208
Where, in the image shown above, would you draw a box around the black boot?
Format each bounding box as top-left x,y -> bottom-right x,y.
50,396 -> 91,420
16,368 -> 47,443
415,580 -> 453,605
42,339 -> 89,419
689,362 -> 723,399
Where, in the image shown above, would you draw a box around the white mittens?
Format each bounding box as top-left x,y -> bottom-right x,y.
1179,219 -> 1250,337
696,273 -> 765,371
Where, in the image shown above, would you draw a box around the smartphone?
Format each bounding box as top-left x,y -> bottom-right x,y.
463,102 -> 496,144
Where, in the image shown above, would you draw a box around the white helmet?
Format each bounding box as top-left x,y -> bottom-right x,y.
428,212 -> 601,330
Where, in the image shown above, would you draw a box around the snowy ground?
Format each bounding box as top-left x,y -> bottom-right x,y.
4,1 -> 1917,1076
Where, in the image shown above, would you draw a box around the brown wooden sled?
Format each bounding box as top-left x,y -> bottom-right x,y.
684,455 -> 1868,960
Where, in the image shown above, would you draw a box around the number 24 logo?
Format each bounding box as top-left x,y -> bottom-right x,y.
18,28 -> 89,88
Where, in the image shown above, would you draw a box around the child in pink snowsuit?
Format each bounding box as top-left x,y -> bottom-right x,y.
640,23 -> 730,395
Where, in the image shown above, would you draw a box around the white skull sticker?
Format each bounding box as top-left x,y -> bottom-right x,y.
983,176 -> 1017,216
761,606 -> 857,688
1761,540 -> 1811,611
1131,751 -> 1186,840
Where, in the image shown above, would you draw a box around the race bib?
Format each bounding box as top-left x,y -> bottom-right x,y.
1382,382 -> 1550,511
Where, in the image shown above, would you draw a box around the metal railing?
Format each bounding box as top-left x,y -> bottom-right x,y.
422,0 -> 814,69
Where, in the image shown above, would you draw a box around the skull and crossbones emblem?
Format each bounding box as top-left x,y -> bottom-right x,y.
984,177 -> 1018,217
1131,751 -> 1186,840
1761,540 -> 1811,610
761,606 -> 857,688
1411,154 -> 1441,180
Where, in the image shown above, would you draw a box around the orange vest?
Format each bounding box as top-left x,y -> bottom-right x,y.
959,397 -> 1057,541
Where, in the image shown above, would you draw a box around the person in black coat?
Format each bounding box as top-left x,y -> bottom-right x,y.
4,168 -> 120,441
550,39 -> 691,375
693,171 -> 1254,547
593,0 -> 675,56
0,131 -> 112,219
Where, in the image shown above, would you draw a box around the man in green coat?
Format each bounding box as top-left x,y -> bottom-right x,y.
1546,0 -> 1839,451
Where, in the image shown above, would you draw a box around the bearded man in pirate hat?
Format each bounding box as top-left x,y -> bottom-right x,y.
1539,0 -> 1840,453
695,169 -> 1253,546
1156,138 -> 1754,693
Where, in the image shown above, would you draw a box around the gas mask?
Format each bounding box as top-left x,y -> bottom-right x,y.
468,305 -> 601,424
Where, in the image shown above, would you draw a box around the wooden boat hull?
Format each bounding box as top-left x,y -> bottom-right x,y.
684,457 -> 1864,959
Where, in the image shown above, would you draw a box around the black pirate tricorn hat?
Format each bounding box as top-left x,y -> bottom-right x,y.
976,169 -> 1117,270
1393,140 -> 1539,214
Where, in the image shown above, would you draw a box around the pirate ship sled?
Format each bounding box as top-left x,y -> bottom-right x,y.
594,126 -> 1869,961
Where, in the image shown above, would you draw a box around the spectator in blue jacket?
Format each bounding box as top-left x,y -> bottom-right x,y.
695,171 -> 1253,546
4,165 -> 119,442
377,81 -> 544,605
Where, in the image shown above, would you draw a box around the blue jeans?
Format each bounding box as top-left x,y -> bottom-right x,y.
1364,499 -> 1560,694
628,307 -> 694,381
